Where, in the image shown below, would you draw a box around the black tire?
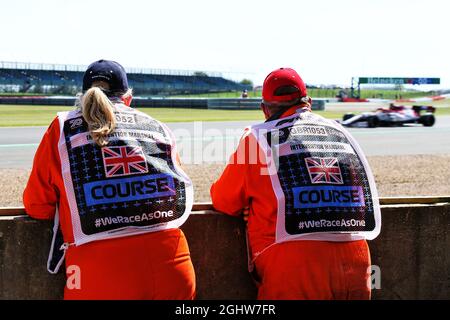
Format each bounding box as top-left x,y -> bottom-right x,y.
343,113 -> 355,121
420,114 -> 435,127
367,116 -> 379,128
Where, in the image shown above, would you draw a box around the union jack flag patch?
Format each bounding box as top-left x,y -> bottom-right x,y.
102,146 -> 148,178
305,157 -> 343,185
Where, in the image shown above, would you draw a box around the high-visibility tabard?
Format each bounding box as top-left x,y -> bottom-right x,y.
57,104 -> 193,246
251,111 -> 381,243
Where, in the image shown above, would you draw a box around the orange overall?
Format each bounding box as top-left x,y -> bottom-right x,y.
211,106 -> 371,300
23,118 -> 195,300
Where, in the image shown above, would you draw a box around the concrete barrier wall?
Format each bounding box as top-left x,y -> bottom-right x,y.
207,98 -> 261,110
1,204 -> 449,300
207,99 -> 326,111
0,97 -> 326,110
0,97 -> 209,109
0,97 -> 76,106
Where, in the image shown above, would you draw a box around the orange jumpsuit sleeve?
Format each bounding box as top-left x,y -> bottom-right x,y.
210,131 -> 260,216
23,117 -> 61,220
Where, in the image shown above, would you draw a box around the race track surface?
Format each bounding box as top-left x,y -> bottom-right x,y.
1,116 -> 449,168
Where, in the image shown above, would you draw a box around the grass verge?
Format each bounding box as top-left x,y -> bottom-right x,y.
0,104 -> 449,127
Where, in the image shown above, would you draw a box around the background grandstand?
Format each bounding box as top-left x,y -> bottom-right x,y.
0,61 -> 250,96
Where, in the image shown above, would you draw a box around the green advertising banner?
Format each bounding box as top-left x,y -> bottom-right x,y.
359,77 -> 440,85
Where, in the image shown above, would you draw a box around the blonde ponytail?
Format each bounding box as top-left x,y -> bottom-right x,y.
81,87 -> 116,147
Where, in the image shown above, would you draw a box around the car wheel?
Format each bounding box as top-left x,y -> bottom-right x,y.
367,116 -> 379,128
420,114 -> 435,127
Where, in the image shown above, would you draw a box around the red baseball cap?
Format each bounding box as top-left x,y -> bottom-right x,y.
262,68 -> 307,103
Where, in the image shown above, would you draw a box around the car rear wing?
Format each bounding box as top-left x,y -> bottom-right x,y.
412,105 -> 436,114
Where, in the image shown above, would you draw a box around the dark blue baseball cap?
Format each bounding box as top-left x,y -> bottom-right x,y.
82,59 -> 129,94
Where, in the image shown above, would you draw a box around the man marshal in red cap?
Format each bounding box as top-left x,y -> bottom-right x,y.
211,68 -> 381,300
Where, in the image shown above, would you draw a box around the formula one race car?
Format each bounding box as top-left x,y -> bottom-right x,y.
341,104 -> 436,128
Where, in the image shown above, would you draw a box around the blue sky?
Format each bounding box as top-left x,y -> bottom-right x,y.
1,0 -> 449,88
